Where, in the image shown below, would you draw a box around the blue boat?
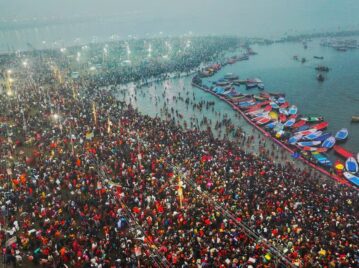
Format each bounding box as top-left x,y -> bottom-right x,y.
284,118 -> 296,127
265,121 -> 278,129
322,136 -> 336,149
312,152 -> 332,167
304,131 -> 323,140
296,125 -> 310,132
270,102 -> 280,109
277,97 -> 286,104
345,157 -> 359,173
343,172 -> 359,187
279,108 -> 289,115
313,133 -> 332,142
238,100 -> 255,108
335,128 -> 349,141
297,141 -> 321,147
213,87 -> 225,94
288,134 -> 303,144
288,105 -> 298,115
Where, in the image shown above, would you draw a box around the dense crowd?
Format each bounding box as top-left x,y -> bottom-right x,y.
0,37 -> 358,268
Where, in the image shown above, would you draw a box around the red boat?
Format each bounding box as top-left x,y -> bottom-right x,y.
293,120 -> 306,128
312,121 -> 329,130
279,114 -> 287,123
280,102 -> 289,109
289,114 -> 298,119
263,105 -> 272,112
333,145 -> 354,159
257,117 -> 271,125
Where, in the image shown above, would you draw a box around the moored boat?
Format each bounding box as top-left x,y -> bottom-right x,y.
343,172 -> 359,187
333,145 -> 354,158
288,105 -> 298,115
288,134 -> 303,145
345,157 -> 359,173
312,121 -> 329,130
313,132 -> 331,142
284,118 -> 296,128
312,152 -> 332,167
322,136 -> 336,149
300,115 -> 324,123
304,131 -> 323,140
335,128 -> 349,141
297,140 -> 321,147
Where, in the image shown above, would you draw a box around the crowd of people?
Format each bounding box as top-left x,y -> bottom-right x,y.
0,37 -> 358,268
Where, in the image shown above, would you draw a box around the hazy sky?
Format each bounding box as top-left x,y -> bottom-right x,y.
1,0 -> 359,37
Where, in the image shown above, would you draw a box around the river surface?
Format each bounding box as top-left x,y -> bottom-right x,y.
115,39 -> 359,160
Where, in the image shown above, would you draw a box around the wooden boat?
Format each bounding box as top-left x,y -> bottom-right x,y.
335,128 -> 349,141
351,115 -> 359,122
345,157 -> 359,173
297,141 -> 321,147
312,122 -> 329,130
279,114 -> 287,123
293,120 -> 306,129
333,145 -> 354,158
288,105 -> 298,115
304,131 -> 323,140
300,115 -> 324,123
312,152 -> 332,167
343,172 -> 359,187
296,125 -> 310,132
288,134 -> 303,145
322,136 -> 336,149
284,118 -> 296,128
257,117 -> 271,125
280,102 -> 289,109
313,133 -> 331,142
269,111 -> 278,120
295,128 -> 317,136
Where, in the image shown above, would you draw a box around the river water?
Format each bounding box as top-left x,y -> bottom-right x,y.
116,39 -> 359,159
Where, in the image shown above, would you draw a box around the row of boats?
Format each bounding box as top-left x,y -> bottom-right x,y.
203,73 -> 359,187
212,73 -> 264,91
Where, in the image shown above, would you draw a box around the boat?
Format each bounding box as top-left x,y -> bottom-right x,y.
302,146 -> 320,152
224,73 -> 239,80
333,145 -> 354,158
279,108 -> 289,115
256,117 -> 272,125
288,105 -> 298,115
288,134 -> 303,145
315,66 -> 330,72
257,83 -> 265,90
335,128 -> 349,141
345,157 -> 359,173
343,172 -> 359,187
216,80 -> 230,87
252,112 -> 270,119
313,133 -> 331,142
312,152 -> 332,167
284,118 -> 296,128
334,160 -> 345,175
269,111 -> 278,120
277,97 -> 286,104
296,125 -> 310,132
246,83 -> 257,89
314,56 -> 324,59
322,136 -> 336,149
351,115 -> 359,122
280,102 -> 289,109
279,114 -> 287,123
270,102 -> 280,109
293,120 -> 306,129
317,74 -> 325,82
297,141 -> 321,147
273,123 -> 284,132
263,105 -> 272,112
312,122 -> 329,130
213,87 -> 225,94
303,131 -> 323,140
265,121 -> 278,129
295,128 -> 317,136
300,115 -> 324,123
